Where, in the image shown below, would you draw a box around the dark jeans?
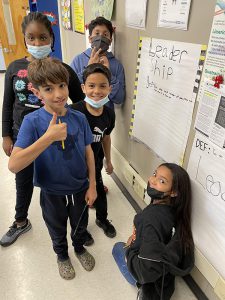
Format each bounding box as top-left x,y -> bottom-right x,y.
40,189 -> 88,261
15,163 -> 34,222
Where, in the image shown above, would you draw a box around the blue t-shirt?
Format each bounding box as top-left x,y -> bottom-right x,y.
15,107 -> 93,195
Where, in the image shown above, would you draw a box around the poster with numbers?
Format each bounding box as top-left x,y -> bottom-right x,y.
187,132 -> 225,278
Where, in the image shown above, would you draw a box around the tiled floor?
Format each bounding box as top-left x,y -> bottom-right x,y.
0,73 -> 197,299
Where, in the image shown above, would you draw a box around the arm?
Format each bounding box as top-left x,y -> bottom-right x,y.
85,144 -> 97,206
70,55 -> 85,84
102,134 -> 113,174
8,113 -> 67,173
63,63 -> 84,103
2,65 -> 15,156
126,224 -> 166,284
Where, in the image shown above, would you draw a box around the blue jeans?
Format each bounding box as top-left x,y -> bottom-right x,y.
112,242 -> 136,286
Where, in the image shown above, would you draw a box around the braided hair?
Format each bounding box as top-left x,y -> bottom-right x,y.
21,12 -> 55,51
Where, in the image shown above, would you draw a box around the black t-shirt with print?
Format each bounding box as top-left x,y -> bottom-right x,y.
2,57 -> 84,137
70,101 -> 115,163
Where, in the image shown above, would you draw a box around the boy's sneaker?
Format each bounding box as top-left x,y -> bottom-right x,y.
75,249 -> 95,271
0,219 -> 32,247
57,258 -> 75,280
84,231 -> 94,246
96,219 -> 116,238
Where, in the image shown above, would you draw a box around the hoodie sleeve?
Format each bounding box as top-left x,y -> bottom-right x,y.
109,61 -> 125,105
70,54 -> 86,84
126,224 -> 167,284
2,63 -> 15,137
63,63 -> 85,103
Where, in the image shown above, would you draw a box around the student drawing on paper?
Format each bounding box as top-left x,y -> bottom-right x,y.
215,0 -> 225,15
172,0 -> 177,4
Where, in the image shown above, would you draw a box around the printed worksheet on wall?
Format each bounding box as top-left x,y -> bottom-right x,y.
157,0 -> 192,30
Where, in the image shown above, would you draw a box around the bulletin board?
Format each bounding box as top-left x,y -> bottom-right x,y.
130,37 -> 205,165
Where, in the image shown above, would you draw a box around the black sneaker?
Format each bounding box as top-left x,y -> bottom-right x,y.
96,219 -> 116,238
0,219 -> 32,247
84,231 -> 94,246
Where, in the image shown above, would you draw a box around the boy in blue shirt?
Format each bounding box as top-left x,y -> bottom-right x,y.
8,57 -> 97,280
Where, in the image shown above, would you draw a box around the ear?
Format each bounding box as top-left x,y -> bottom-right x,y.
31,87 -> 43,100
81,83 -> 86,94
88,36 -> 92,44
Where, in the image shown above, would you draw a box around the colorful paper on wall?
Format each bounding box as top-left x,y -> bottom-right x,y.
91,0 -> 114,20
73,0 -> 85,34
187,132 -> 225,278
61,0 -> 72,30
131,37 -> 205,164
200,0 -> 225,82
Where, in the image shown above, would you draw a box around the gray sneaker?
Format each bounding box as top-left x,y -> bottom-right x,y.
0,220 -> 32,247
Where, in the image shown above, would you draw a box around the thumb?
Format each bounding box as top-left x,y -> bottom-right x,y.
49,112 -> 57,126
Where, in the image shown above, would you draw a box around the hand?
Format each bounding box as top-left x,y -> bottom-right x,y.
85,185 -> 97,206
125,235 -> 133,247
46,112 -> 67,143
99,55 -> 110,69
88,47 -> 102,65
105,160 -> 113,175
2,136 -> 13,156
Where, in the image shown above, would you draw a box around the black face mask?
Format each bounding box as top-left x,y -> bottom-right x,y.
146,183 -> 170,200
91,35 -> 111,54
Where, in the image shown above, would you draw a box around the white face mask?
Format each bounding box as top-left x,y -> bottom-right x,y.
26,44 -> 52,59
84,95 -> 109,108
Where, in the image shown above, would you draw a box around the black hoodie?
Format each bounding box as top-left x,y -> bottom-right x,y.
126,204 -> 194,300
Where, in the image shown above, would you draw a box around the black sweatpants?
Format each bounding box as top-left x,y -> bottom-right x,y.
94,167 -> 107,221
40,189 -> 88,261
13,131 -> 34,222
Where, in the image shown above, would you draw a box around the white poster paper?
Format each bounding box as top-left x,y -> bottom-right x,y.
132,37 -> 203,164
195,84 -> 225,148
157,0 -> 192,30
125,0 -> 148,29
187,132 -> 225,278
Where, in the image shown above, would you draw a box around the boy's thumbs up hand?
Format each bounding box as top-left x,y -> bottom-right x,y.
46,112 -> 67,143
49,112 -> 57,126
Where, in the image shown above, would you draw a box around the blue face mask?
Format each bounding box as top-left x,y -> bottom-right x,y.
84,95 -> 109,108
27,44 -> 52,59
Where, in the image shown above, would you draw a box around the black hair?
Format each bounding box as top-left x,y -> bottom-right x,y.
27,57 -> 69,89
83,63 -> 111,84
21,12 -> 55,51
88,16 -> 114,38
160,163 -> 194,253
